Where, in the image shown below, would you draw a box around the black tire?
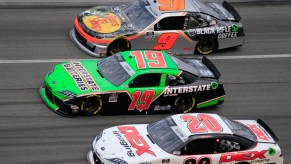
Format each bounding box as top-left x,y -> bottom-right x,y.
80,95 -> 102,116
174,97 -> 196,113
107,39 -> 131,56
196,38 -> 217,55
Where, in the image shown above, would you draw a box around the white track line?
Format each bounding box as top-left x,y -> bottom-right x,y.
0,54 -> 291,64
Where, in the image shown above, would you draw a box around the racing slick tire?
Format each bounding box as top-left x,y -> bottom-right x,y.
195,38 -> 217,55
107,39 -> 131,56
80,95 -> 102,116
174,96 -> 196,113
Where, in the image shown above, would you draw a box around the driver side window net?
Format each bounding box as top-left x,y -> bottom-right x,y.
155,16 -> 185,31
186,15 -> 209,29
182,138 -> 216,155
130,73 -> 161,88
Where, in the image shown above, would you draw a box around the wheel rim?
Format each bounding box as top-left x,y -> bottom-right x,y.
197,38 -> 214,54
82,97 -> 101,113
176,97 -> 193,111
109,40 -> 129,55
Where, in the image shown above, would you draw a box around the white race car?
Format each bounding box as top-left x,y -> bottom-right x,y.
88,113 -> 283,164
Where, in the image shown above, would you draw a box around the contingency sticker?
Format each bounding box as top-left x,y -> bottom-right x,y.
82,13 -> 121,33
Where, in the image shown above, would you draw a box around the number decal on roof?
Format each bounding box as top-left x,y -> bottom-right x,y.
158,0 -> 185,11
129,90 -> 155,110
154,33 -> 179,50
130,51 -> 167,69
181,114 -> 223,133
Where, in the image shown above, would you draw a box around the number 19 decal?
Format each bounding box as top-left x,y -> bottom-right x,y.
129,90 -> 155,110
131,51 -> 167,69
181,114 -> 223,133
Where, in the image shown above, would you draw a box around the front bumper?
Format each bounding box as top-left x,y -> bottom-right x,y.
70,28 -> 108,58
87,150 -> 103,164
39,84 -> 76,117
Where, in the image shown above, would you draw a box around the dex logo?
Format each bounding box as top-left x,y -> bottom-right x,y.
220,150 -> 267,162
118,126 -> 156,156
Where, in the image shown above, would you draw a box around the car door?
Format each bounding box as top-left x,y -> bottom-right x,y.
132,15 -> 195,55
126,73 -> 165,111
170,137 -> 222,164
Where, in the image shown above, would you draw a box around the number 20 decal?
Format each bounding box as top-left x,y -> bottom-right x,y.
128,90 -> 155,110
158,0 -> 185,11
131,51 -> 167,69
181,114 -> 223,133
184,157 -> 211,164
153,33 -> 179,50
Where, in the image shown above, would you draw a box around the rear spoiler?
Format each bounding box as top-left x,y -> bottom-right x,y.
222,1 -> 241,21
202,57 -> 221,79
257,119 -> 279,142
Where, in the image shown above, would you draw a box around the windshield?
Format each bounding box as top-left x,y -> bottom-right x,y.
98,53 -> 134,86
123,0 -> 156,30
223,118 -> 256,142
148,116 -> 186,153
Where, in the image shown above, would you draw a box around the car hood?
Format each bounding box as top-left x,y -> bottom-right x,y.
77,6 -> 138,39
45,60 -> 115,95
93,124 -> 169,163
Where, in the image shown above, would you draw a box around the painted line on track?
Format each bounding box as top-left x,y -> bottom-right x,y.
0,54 -> 291,64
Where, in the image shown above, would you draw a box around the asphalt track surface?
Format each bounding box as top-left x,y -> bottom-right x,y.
0,2 -> 291,164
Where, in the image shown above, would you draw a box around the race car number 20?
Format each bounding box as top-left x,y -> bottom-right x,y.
129,90 -> 155,110
181,114 -> 223,133
184,157 -> 211,164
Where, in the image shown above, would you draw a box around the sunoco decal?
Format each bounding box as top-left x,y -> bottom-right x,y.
164,84 -> 211,96
62,62 -> 99,91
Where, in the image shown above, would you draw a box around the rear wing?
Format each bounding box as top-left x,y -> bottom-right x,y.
202,57 -> 221,79
222,1 -> 241,21
183,57 -> 221,79
257,119 -> 279,142
206,1 -> 241,21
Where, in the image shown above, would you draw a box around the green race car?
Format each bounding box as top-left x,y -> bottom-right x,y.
39,50 -> 225,116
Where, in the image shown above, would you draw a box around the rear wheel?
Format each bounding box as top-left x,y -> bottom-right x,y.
196,38 -> 217,55
107,39 -> 131,56
80,95 -> 102,116
174,97 -> 196,113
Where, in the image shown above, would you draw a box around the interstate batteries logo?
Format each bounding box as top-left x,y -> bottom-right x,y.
82,13 -> 121,33
62,62 -> 99,91
164,84 -> 211,96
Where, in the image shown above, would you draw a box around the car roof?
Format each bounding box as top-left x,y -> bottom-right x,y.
120,50 -> 179,71
146,0 -> 219,18
171,113 -> 234,138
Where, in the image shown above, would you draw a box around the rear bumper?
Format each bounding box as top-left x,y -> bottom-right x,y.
69,28 -> 108,58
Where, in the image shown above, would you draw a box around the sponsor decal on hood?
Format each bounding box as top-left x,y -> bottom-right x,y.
62,62 -> 99,91
117,126 -> 156,156
82,13 -> 122,34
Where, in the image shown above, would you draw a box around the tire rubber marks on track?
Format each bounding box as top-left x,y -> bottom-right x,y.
1,54 -> 291,64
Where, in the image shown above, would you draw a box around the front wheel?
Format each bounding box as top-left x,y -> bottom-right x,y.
196,38 -> 217,55
107,39 -> 131,56
80,95 -> 102,116
173,97 -> 196,113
